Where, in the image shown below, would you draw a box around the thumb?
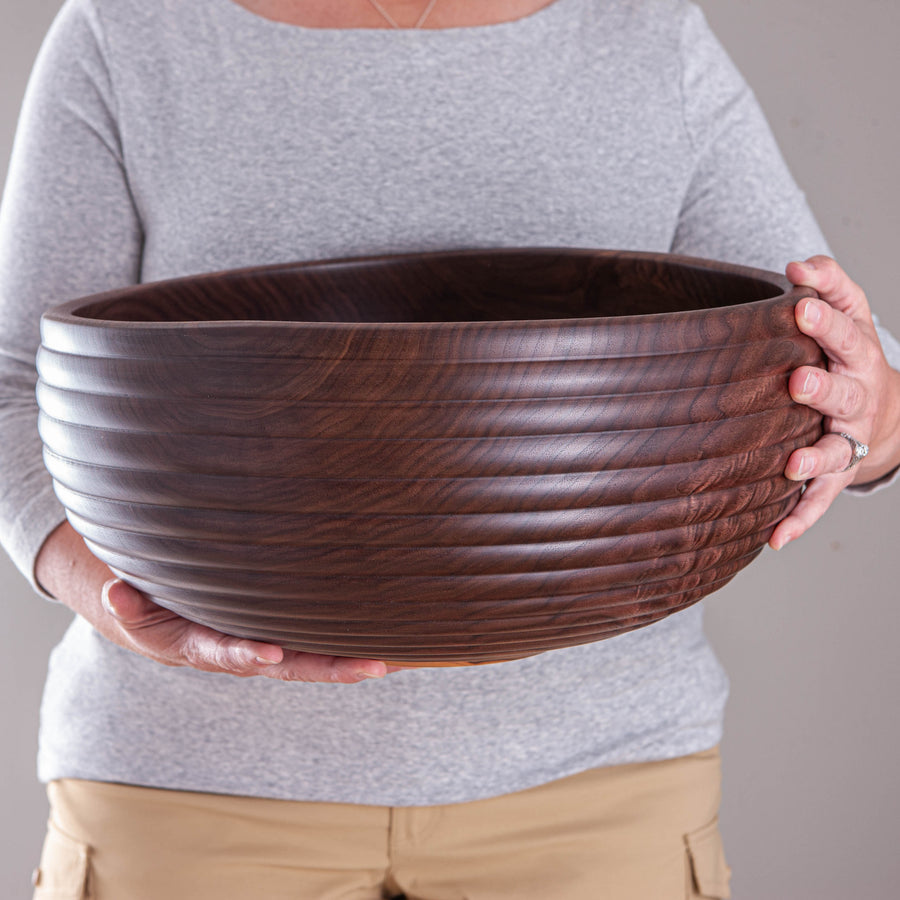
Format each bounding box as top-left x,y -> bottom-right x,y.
786,256 -> 870,321
101,578 -> 156,624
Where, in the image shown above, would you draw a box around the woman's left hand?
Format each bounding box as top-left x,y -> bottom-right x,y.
769,255 -> 900,550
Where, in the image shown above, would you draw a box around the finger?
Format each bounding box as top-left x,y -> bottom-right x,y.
260,651 -> 392,684
103,579 -> 288,673
181,636 -> 396,682
178,628 -> 292,676
769,473 -> 848,550
102,580 -> 397,682
786,256 -> 871,321
789,365 -> 869,427
793,296 -> 873,371
101,578 -> 175,627
784,433 -> 862,482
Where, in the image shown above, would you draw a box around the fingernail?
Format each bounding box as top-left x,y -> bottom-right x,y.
101,579 -> 123,618
798,370 -> 817,398
795,455 -> 813,479
356,671 -> 384,680
255,656 -> 279,666
802,299 -> 822,325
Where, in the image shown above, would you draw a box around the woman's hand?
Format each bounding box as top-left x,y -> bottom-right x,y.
769,255 -> 900,549
36,521 -> 401,683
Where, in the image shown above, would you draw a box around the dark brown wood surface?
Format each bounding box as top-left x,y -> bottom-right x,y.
37,249 -> 825,663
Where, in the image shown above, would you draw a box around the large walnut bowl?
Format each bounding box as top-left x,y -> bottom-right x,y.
37,249 -> 824,664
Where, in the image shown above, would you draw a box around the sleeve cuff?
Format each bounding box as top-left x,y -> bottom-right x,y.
845,463 -> 900,497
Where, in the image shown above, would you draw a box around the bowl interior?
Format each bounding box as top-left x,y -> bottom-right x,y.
68,249 -> 786,325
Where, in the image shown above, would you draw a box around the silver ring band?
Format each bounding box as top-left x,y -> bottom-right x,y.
838,432 -> 869,471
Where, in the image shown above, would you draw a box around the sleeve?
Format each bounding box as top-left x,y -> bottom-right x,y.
671,4 -> 828,271
672,3 -> 899,494
0,0 -> 143,593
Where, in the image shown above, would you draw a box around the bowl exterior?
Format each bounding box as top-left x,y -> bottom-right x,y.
37,249 -> 825,663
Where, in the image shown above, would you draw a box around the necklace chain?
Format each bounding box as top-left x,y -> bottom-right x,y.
366,0 -> 441,29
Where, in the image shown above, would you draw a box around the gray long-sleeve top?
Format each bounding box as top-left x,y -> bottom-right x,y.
2,0 -> 895,805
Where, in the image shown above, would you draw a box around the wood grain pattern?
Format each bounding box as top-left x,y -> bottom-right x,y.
37,248 -> 825,664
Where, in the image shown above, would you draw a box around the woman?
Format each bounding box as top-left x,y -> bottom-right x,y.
2,1 -> 899,897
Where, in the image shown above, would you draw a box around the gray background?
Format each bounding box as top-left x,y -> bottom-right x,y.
1,1 -> 897,897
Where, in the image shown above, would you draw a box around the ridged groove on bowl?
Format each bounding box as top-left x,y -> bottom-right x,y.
111,539 -> 753,620
145,578 -> 743,653
105,543 -> 759,626
125,551 -> 762,641
75,488 -> 794,582
114,525 -> 768,623
107,567 -> 749,663
36,337 -> 817,402
41,430 -> 817,515
39,405 -> 820,479
36,371 -> 804,439
52,475 -> 797,546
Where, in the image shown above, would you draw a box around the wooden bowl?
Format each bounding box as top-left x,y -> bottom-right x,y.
37,249 -> 824,664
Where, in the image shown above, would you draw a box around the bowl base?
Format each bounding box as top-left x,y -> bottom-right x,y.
382,654 -> 539,668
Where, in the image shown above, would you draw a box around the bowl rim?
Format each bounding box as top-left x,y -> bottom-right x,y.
40,247 -> 811,333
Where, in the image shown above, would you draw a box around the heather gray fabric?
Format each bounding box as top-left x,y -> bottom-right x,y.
1,0 -> 895,805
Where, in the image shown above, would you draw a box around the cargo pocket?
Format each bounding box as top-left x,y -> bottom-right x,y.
684,816 -> 731,899
32,821 -> 91,900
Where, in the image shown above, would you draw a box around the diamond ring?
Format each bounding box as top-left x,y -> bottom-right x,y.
837,432 -> 869,471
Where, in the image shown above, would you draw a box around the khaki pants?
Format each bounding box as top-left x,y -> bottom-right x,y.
32,748 -> 730,900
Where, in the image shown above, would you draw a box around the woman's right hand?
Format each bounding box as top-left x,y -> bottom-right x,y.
36,521 -> 401,683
